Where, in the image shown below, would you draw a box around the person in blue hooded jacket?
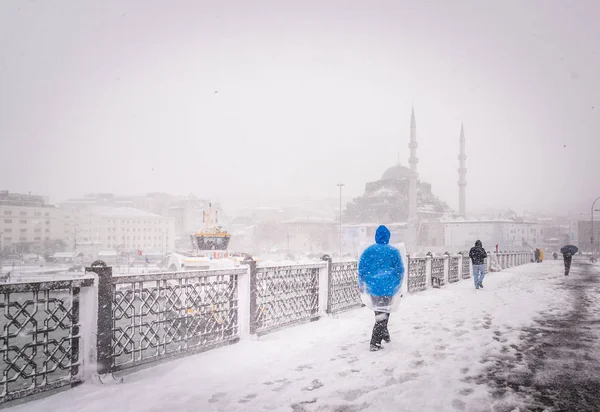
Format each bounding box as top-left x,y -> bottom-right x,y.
358,225 -> 405,351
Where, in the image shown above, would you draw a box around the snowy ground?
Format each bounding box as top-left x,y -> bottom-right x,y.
7,259 -> 600,412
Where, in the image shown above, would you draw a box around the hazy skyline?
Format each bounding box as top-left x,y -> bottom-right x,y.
1,0 -> 599,215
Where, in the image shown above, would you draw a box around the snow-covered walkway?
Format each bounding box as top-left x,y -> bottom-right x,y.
8,260 -> 600,412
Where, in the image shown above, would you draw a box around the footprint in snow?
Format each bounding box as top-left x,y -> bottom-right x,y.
302,379 -> 324,392
452,398 -> 466,410
238,393 -> 257,404
459,388 -> 474,396
208,392 -> 227,404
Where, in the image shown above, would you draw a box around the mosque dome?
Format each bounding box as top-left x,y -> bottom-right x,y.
381,163 -> 411,181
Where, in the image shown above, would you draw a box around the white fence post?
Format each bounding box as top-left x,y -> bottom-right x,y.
318,260 -> 330,317
238,265 -> 252,339
443,253 -> 450,285
80,278 -> 98,381
425,256 -> 432,289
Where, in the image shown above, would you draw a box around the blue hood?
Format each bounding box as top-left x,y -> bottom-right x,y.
358,225 -> 404,298
375,225 -> 391,245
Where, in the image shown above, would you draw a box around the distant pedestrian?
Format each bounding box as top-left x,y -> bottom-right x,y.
469,240 -> 487,289
560,245 -> 578,276
358,225 -> 404,352
534,248 -> 541,263
553,251 -> 558,260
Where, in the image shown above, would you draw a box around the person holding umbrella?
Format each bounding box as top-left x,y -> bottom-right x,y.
560,244 -> 579,276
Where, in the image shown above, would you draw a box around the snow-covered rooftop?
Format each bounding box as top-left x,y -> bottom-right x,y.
95,207 -> 169,219
282,217 -> 337,225
51,252 -> 75,258
343,222 -> 408,228
442,218 -> 539,225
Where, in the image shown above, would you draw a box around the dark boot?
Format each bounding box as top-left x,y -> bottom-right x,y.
381,313 -> 391,343
371,311 -> 388,348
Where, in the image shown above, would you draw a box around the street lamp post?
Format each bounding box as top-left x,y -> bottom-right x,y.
591,197 -> 600,260
0,231 -> 4,274
337,183 -> 344,258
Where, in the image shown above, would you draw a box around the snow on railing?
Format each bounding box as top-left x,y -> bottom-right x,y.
431,256 -> 446,288
2,250 -> 536,405
323,258 -> 363,314
0,277 -> 95,404
407,256 -> 427,292
448,256 -> 460,283
460,252 -> 472,279
89,262 -> 245,375
247,262 -> 323,335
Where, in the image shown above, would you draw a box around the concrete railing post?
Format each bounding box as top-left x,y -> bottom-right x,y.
320,255 -> 332,315
238,262 -> 252,339
443,252 -> 450,285
242,258 -> 258,335
85,261 -> 113,376
425,255 -> 432,289
79,276 -> 98,381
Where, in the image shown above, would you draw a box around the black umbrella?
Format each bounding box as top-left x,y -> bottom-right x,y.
560,245 -> 578,255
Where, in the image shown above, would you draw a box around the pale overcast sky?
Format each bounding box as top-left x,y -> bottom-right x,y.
1,0 -> 599,214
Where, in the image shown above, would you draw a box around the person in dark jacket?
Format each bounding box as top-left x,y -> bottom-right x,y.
469,240 -> 487,289
358,225 -> 404,352
560,245 -> 578,276
534,248 -> 541,263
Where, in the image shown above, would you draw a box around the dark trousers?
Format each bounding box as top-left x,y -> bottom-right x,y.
564,255 -> 572,275
371,312 -> 390,346
370,296 -> 392,346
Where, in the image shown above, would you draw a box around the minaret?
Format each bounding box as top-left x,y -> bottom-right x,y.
408,107 -> 418,248
458,123 -> 467,218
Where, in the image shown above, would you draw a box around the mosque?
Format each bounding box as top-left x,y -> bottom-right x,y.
343,108 -> 468,251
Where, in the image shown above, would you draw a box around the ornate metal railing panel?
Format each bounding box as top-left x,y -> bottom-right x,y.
328,261 -> 361,314
0,278 -> 93,403
500,254 -> 507,269
252,264 -> 321,335
461,255 -> 471,279
109,269 -> 244,372
431,257 -> 445,287
407,257 -> 427,292
448,257 -> 460,283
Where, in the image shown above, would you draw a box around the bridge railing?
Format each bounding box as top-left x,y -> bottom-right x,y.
0,277 -> 95,403
407,257 -> 427,292
325,259 -> 363,314
2,250 -> 536,405
91,263 -> 245,375
448,256 -> 460,283
249,262 -> 323,335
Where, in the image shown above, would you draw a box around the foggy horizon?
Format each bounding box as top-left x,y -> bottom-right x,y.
2,0 -> 599,216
